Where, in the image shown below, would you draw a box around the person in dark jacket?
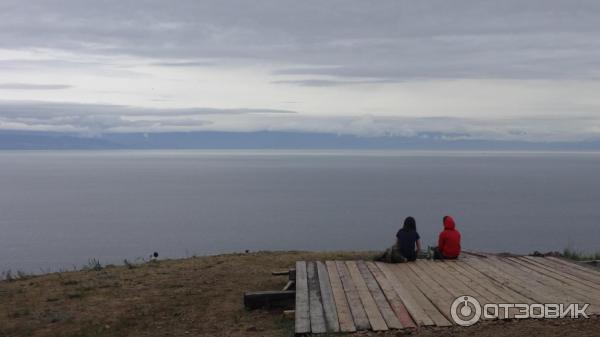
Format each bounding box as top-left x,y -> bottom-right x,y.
375,216 -> 421,263
432,215 -> 461,259
396,216 -> 421,261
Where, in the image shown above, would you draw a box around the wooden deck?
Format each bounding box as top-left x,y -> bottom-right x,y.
295,256 -> 600,334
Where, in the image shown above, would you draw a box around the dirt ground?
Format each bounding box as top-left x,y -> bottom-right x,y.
0,251 -> 597,337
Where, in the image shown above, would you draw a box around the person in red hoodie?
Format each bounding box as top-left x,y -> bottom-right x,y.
433,215 -> 461,259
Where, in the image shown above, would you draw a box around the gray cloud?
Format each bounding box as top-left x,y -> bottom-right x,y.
0,83 -> 72,90
0,59 -> 151,79
1,1 -> 600,81
271,79 -> 397,87
2,100 -> 598,142
152,60 -> 215,67
1,1 -> 600,142
0,100 -> 296,118
0,100 -> 296,134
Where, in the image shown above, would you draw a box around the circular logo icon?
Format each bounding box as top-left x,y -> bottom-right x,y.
451,295 -> 482,326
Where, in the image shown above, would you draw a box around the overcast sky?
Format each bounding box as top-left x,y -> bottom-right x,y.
1,0 -> 600,141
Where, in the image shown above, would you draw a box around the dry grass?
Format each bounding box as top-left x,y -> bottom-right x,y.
0,251 -> 375,337
1,250 -> 598,337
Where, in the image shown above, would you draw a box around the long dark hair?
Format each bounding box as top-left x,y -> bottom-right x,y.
402,216 -> 416,232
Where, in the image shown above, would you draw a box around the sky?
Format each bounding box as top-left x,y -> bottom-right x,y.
1,0 -> 600,142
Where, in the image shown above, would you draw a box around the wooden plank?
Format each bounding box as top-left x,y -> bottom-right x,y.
547,256 -> 600,278
335,261 -> 370,331
307,261 -> 326,333
418,261 -> 469,298
437,261 -> 499,303
521,256 -> 600,291
366,262 -> 417,328
509,258 -> 600,300
375,262 -> 436,327
283,280 -> 294,291
497,257 -> 590,301
243,290 -> 295,310
356,261 -> 403,329
316,261 -> 340,332
325,261 -> 356,332
462,250 -> 491,258
449,261 -> 530,304
419,259 -> 515,319
403,262 -> 456,322
528,256 -> 600,284
500,258 -> 600,310
485,257 -> 570,303
388,263 -> 452,326
436,261 -> 519,318
295,261 -> 310,334
459,258 -> 535,304
416,259 -> 501,318
346,261 -> 388,331
486,258 -> 587,307
427,262 -> 491,308
464,257 -> 551,304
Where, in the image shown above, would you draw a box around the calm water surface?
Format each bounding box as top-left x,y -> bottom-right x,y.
1,150 -> 599,273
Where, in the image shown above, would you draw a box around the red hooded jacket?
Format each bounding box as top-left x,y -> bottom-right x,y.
438,216 -> 461,258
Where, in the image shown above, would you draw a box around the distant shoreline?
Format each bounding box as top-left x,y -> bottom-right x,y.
3,130 -> 600,151
3,148 -> 600,155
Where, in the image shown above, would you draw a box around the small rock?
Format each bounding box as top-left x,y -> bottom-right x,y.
246,326 -> 257,332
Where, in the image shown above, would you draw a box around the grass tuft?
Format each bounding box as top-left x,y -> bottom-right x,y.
83,258 -> 103,272
1,269 -> 31,282
562,248 -> 600,261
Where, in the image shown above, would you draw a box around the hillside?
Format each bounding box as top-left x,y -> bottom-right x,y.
1,251 -> 598,337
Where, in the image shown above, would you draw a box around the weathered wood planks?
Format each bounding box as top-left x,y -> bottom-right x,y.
532,256 -> 600,284
457,259 -> 533,303
502,258 -> 600,312
464,257 -> 551,303
357,261 -> 403,329
509,258 -> 600,301
366,261 -> 417,328
547,256 -> 600,278
295,261 -> 310,334
307,261 -> 327,333
520,257 -> 600,292
404,262 -> 455,321
388,262 -> 452,326
316,261 -> 340,332
336,261 -> 370,330
243,290 -> 295,310
375,262 -> 436,326
487,257 -> 584,305
346,261 -> 388,331
295,256 -> 600,335
325,261 -> 356,332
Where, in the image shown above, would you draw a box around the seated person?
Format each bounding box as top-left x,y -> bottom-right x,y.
396,216 -> 421,261
375,216 -> 421,263
432,215 -> 461,260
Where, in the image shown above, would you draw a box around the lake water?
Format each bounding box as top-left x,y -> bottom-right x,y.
1,150 -> 599,273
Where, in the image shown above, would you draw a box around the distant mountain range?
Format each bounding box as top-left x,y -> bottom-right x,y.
1,130 -> 600,151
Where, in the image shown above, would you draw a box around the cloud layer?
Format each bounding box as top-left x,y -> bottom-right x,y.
1,1 -> 600,142
0,83 -> 72,90
1,100 -> 599,142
